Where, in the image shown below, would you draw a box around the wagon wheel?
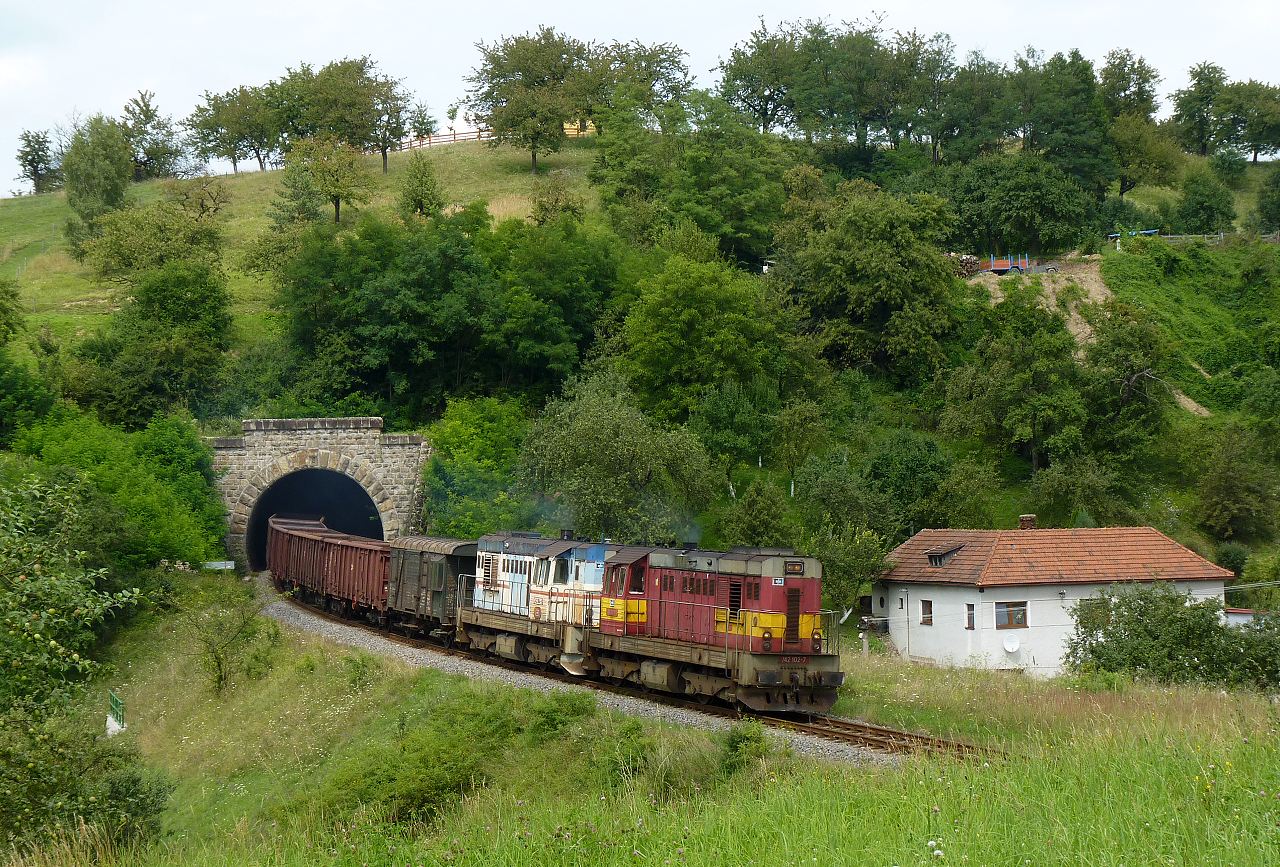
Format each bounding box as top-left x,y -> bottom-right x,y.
1044,265 -> 1059,273
1006,266 -> 1023,274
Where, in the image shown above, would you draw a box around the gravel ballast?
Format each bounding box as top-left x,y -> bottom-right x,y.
262,592 -> 893,765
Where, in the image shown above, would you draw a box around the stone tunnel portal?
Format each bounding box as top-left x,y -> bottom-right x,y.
211,418 -> 427,571
245,468 -> 385,571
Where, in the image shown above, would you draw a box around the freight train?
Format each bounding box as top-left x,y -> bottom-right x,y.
266,516 -> 845,712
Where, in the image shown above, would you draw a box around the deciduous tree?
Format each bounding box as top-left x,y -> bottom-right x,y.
1032,50 -> 1115,196
1110,114 -> 1182,198
1099,48 -> 1161,121
1217,80 -> 1280,163
1172,61 -> 1228,156
772,173 -> 957,379
801,521 -> 887,614
397,150 -> 445,220
15,130 -> 61,192
285,136 -> 373,223
718,19 -> 800,133
121,90 -> 184,180
521,370 -> 715,543
620,256 -> 807,420
466,26 -> 587,172
942,284 -> 1086,472
60,115 -> 133,254
371,74 -> 412,173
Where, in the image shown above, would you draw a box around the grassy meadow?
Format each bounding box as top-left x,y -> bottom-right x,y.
12,574 -> 1280,866
0,139 -> 599,350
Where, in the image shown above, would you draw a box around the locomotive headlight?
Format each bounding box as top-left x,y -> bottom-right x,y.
811,630 -> 822,653
761,628 -> 773,652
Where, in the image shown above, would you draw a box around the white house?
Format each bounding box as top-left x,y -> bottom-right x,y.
871,520 -> 1232,677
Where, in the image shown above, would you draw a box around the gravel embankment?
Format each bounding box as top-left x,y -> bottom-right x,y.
262,590 -> 893,765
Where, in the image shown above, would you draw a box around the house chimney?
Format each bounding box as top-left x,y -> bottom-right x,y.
1018,514 -> 1037,530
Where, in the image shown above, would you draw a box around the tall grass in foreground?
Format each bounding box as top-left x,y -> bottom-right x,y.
12,582 -> 1279,866
837,649 -> 1279,747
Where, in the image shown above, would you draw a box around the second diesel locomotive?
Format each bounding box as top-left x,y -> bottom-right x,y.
267,516 -> 844,712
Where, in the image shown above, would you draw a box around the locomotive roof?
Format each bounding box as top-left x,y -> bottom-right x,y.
390,536 -> 477,555
478,533 -> 586,558
604,546 -> 654,565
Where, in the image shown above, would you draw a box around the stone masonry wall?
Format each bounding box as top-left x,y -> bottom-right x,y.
211,417 -> 429,567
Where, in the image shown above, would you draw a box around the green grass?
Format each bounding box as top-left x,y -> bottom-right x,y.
0,139 -> 600,350
1127,159 -> 1273,230
16,574 -> 1280,866
1099,237 -> 1280,410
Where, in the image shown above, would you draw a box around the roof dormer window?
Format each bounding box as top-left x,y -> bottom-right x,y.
926,544 -> 964,568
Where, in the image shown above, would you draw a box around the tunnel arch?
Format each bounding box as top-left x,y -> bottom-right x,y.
245,468 -> 385,571
228,447 -> 405,571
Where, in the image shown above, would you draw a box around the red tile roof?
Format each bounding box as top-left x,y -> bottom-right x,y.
884,527 -> 1232,588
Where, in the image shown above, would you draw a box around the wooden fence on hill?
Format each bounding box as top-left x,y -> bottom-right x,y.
388,125 -> 593,153
1159,231 -> 1280,245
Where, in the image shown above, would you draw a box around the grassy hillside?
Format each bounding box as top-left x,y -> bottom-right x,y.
0,140 -> 599,348
21,574 -> 1280,866
1127,159 -> 1273,229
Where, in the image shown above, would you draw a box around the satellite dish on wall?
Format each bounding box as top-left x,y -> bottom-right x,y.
1003,635 -> 1021,654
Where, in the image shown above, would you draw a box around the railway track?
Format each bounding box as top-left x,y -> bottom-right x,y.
279,593 -> 997,760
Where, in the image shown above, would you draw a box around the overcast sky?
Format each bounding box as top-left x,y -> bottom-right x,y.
2,0 -> 1276,195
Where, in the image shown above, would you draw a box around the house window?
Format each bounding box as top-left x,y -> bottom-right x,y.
879,596 -> 885,609
965,603 -> 975,630
920,599 -> 933,626
898,597 -> 904,610
996,601 -> 1028,629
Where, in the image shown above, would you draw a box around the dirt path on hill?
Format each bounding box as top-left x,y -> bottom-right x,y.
967,254 -> 1211,416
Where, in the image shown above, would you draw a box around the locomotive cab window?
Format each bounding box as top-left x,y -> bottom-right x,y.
553,559 -> 568,585
628,566 -> 644,594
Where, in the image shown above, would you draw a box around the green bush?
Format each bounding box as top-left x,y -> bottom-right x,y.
14,409 -> 222,574
0,705 -> 173,849
1066,583 -> 1280,689
718,719 -> 769,777
0,353 -> 55,449
525,689 -> 597,744
1215,541 -> 1251,576
0,470 -> 141,705
1175,167 -> 1236,234
1208,150 -> 1248,190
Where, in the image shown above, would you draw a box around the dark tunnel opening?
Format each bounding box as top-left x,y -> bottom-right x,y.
246,468 -> 384,571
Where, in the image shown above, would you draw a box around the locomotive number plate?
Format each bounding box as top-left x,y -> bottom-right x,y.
779,656 -> 810,665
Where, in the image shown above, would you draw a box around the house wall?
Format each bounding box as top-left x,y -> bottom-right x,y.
869,580 -> 1226,677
